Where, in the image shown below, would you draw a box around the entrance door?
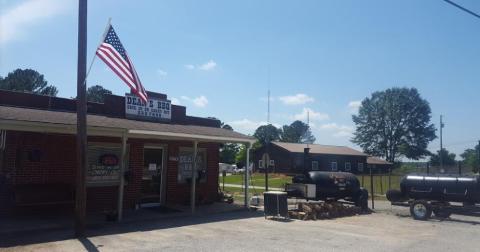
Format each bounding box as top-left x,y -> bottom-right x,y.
141,148 -> 165,204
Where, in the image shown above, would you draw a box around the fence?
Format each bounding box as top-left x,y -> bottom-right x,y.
358,163 -> 478,198
359,174 -> 402,196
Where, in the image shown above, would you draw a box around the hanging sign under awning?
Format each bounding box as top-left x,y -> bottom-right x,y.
125,93 -> 171,122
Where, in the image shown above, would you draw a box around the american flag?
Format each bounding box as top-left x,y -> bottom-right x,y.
96,25 -> 148,102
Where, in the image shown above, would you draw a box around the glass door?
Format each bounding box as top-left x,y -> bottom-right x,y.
141,148 -> 164,204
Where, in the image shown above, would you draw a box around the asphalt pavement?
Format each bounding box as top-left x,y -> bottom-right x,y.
2,201 -> 479,252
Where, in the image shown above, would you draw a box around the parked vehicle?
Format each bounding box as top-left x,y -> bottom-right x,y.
219,163 -> 237,174
387,174 -> 480,220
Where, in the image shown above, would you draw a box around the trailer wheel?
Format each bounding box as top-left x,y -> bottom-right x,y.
410,200 -> 432,220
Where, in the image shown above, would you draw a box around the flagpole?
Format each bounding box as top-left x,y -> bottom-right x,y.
84,18 -> 112,84
75,0 -> 88,237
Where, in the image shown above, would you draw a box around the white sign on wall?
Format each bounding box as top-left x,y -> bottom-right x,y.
125,94 -> 172,121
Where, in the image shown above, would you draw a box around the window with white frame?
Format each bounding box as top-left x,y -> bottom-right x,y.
311,161 -> 319,171
345,162 -> 351,171
358,162 -> 364,172
331,162 -> 338,171
269,160 -> 275,166
258,160 -> 264,169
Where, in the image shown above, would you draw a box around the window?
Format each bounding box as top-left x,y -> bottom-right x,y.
331,162 -> 338,171
269,160 -> 275,166
258,160 -> 264,169
358,162 -> 364,172
177,148 -> 207,184
311,161 -> 319,171
345,162 -> 351,171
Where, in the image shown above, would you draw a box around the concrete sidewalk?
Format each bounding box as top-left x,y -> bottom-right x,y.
0,202 -> 246,238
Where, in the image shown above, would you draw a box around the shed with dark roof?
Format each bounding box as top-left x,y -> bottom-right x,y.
367,156 -> 393,173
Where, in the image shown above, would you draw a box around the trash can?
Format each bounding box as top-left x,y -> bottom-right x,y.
263,191 -> 288,219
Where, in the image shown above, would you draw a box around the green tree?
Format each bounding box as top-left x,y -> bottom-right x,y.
86,85 -> 112,103
279,120 -> 315,144
0,69 -> 58,96
219,123 -> 240,164
461,144 -> 479,173
253,124 -> 280,146
235,141 -> 261,168
430,149 -> 456,167
352,87 -> 436,162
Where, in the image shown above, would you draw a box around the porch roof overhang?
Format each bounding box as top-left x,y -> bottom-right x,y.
0,105 -> 255,145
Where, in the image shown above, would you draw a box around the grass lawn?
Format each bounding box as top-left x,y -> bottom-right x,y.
220,173 -> 292,189
220,173 -> 402,196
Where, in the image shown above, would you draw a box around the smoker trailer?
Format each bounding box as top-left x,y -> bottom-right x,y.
387,174 -> 480,220
285,171 -> 369,210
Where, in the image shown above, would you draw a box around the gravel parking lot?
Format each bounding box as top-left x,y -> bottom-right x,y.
2,201 -> 479,252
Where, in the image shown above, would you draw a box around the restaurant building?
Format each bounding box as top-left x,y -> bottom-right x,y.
0,89 -> 254,218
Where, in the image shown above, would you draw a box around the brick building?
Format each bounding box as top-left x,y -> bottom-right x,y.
0,90 -> 254,218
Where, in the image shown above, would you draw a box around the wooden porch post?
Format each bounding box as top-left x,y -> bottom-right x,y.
191,141 -> 198,214
117,131 -> 128,221
244,143 -> 251,208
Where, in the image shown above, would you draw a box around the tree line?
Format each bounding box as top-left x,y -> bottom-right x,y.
220,120 -> 315,167
0,68 -> 112,103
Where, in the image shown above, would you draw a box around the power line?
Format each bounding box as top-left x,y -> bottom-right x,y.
442,0 -> 480,20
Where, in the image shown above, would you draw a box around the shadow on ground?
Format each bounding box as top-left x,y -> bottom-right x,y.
0,209 -> 263,249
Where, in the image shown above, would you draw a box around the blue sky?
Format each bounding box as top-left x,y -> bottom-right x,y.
1,0 -> 480,158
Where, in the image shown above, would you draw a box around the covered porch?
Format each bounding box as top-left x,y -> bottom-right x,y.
0,105 -> 255,222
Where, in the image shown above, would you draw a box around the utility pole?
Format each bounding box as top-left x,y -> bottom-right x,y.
439,115 -> 444,171
265,88 -> 270,192
75,0 -> 88,237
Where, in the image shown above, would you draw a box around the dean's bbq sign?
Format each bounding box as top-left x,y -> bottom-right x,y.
125,93 -> 171,121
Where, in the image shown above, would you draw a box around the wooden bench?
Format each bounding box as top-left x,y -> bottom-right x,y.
14,183 -> 74,207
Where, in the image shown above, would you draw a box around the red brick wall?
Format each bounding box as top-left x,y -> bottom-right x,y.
0,131 -> 220,216
164,142 -> 220,205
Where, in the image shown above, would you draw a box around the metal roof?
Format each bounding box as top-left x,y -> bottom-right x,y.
367,156 -> 392,165
272,141 -> 368,156
0,105 -> 255,144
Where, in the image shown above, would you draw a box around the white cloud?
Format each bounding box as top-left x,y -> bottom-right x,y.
0,0 -> 73,45
279,94 -> 314,105
157,69 -> 167,77
181,95 -> 209,108
293,108 -> 329,121
193,95 -> 208,107
317,123 -> 354,138
170,97 -> 180,105
184,60 -> 217,71
348,100 -> 361,113
228,119 -> 280,133
198,60 -> 217,71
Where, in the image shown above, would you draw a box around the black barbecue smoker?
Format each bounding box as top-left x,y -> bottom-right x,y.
387,174 -> 480,220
